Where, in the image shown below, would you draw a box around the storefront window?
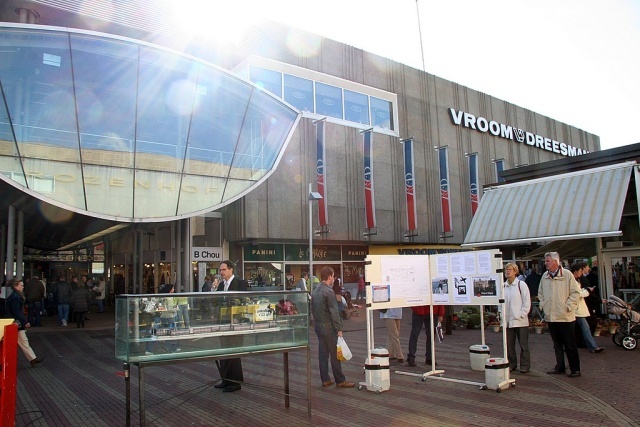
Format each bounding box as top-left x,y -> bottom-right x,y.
244,263 -> 284,288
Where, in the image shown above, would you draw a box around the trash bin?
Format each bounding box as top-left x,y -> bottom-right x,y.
484,357 -> 509,391
363,348 -> 390,392
469,345 -> 490,371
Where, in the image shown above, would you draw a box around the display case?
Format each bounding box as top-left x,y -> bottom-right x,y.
115,290 -> 309,363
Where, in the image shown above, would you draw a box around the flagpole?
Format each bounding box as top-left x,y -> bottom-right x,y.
416,0 -> 426,71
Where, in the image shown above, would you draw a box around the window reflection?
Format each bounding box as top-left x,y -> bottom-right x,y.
284,74 -> 313,112
344,90 -> 369,125
370,97 -> 392,130
249,66 -> 282,97
315,82 -> 342,119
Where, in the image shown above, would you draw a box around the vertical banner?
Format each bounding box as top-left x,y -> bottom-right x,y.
438,147 -> 452,233
315,120 -> 328,226
363,130 -> 376,229
468,153 -> 479,216
403,139 -> 417,230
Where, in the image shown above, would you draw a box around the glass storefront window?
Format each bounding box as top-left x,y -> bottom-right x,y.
344,90 -> 369,125
315,82 -> 343,119
283,74 -> 313,112
370,96 -> 393,130
244,263 -> 284,289
249,66 -> 282,97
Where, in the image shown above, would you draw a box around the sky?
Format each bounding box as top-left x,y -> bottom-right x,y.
178,0 -> 639,150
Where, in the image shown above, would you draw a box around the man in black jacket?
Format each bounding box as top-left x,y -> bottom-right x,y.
53,275 -> 73,326
25,276 -> 45,327
214,260 -> 248,393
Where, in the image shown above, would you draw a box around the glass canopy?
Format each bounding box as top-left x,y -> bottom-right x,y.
0,24 -> 300,220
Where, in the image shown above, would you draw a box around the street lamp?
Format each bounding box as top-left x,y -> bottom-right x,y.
308,183 -> 323,292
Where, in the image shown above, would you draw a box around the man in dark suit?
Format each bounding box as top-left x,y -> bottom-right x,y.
214,260 -> 248,392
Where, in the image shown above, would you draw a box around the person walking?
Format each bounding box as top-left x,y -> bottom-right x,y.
94,277 -> 106,313
25,275 -> 45,327
538,252 -> 582,377
571,263 -> 604,354
503,262 -> 531,373
311,266 -> 355,388
406,304 -> 444,367
5,278 -> 43,366
53,275 -> 73,326
73,280 -> 91,328
380,307 -> 404,363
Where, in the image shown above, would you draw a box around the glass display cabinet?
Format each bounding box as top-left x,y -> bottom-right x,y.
115,290 -> 310,425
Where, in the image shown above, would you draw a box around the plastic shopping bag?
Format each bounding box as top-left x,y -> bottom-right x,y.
436,322 -> 444,343
336,336 -> 353,361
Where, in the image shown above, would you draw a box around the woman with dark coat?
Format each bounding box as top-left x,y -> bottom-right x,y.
73,283 -> 91,328
5,278 -> 43,365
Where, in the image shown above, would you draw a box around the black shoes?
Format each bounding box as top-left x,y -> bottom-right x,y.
591,347 -> 605,353
547,369 -> 565,375
567,371 -> 581,378
30,357 -> 43,366
223,384 -> 241,392
214,381 -> 227,389
406,359 -> 417,367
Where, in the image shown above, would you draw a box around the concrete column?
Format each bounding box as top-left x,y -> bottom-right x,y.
5,206 -> 15,282
182,218 -> 191,292
16,211 -> 24,280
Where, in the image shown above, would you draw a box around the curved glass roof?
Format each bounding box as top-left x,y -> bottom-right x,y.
0,24 -> 300,221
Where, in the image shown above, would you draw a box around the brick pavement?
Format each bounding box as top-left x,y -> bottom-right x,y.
11,307 -> 640,426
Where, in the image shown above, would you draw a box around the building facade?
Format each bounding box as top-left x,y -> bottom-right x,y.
0,1 -> 599,292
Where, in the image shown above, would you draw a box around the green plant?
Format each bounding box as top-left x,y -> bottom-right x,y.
468,313 -> 481,329
462,306 -> 479,315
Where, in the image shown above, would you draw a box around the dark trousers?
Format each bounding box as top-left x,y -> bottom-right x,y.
408,312 -> 433,361
506,326 -> 530,371
28,301 -> 42,326
314,324 -> 346,384
217,335 -> 244,385
548,321 -> 580,373
75,311 -> 87,328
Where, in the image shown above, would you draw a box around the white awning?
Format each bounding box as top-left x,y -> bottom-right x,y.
462,162 -> 636,247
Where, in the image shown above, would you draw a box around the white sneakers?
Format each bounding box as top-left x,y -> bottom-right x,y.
144,351 -> 153,355
61,320 -> 67,327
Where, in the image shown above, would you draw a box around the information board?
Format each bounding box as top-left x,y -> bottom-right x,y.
366,250 -> 502,309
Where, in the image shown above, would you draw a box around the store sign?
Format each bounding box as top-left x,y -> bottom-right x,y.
284,244 -> 342,262
192,247 -> 222,261
448,108 -> 589,157
244,244 -> 283,261
342,246 -> 369,261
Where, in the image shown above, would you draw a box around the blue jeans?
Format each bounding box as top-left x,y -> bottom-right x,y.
96,299 -> 104,313
576,316 -> 598,351
57,304 -> 69,324
177,304 -> 190,327
28,301 -> 42,326
314,324 -> 346,384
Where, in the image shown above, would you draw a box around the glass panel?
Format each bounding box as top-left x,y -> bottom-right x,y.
344,90 -> 369,125
0,156 -> 26,187
243,263 -> 285,288
133,169 -> 181,218
315,82 -> 342,119
176,174 -> 226,215
115,290 -> 308,363
229,89 -> 298,181
0,29 -> 80,162
283,74 -> 313,112
83,164 -> 134,218
136,47 -> 198,173
21,158 -> 85,209
249,66 -> 282,98
185,65 -> 252,176
70,34 -> 138,168
222,178 -> 252,203
0,89 -> 17,156
495,160 -> 505,183
370,96 -> 393,130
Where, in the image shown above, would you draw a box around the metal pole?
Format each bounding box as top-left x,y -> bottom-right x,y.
308,183 -> 314,285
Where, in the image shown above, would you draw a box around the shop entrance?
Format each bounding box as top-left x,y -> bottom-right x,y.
602,247 -> 640,309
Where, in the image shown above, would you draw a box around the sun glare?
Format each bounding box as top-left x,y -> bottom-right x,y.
169,0 -> 266,46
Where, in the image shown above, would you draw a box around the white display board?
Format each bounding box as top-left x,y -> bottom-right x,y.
366,250 -> 502,309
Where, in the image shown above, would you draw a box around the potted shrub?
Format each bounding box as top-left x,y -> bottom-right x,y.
531,319 -> 546,334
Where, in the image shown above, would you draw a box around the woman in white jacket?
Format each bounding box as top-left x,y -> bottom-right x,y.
571,263 -> 604,353
503,263 -> 531,373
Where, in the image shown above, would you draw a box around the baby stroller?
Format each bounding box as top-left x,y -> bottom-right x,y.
607,295 -> 640,350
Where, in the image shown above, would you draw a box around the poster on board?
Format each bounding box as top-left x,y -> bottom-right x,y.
365,255 -> 431,309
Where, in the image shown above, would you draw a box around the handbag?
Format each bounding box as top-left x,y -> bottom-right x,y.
336,336 -> 352,361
